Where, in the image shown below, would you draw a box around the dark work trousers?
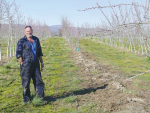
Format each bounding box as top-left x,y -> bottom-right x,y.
20,60 -> 44,101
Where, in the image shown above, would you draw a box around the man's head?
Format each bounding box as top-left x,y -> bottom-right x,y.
24,26 -> 33,38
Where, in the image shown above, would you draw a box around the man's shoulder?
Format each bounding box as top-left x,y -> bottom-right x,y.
32,36 -> 40,44
18,36 -> 26,43
32,35 -> 39,40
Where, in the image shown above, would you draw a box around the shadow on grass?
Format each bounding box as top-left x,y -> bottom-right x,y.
44,84 -> 108,103
9,68 -> 20,69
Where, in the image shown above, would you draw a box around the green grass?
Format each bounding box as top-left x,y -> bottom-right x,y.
79,38 -> 150,90
64,95 -> 78,103
1,43 -> 7,56
80,102 -> 97,113
93,70 -> 98,74
32,97 -> 44,106
94,37 -> 148,54
3,37 -> 150,112
0,37 -> 84,112
80,38 -> 150,76
123,88 -> 137,94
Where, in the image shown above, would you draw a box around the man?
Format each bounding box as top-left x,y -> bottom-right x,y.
16,26 -> 45,103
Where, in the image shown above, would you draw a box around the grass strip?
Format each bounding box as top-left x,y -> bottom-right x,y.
0,37 -> 82,112
79,38 -> 150,89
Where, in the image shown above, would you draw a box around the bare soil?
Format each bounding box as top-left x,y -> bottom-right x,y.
68,44 -> 150,113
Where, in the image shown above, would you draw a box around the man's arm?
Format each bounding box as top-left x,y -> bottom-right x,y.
16,40 -> 23,64
39,56 -> 44,71
39,56 -> 43,64
37,38 -> 44,71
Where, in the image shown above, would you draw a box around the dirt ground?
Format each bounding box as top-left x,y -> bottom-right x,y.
68,44 -> 150,113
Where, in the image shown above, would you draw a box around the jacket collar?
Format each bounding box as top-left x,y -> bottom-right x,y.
23,35 -> 38,52
23,35 -> 36,40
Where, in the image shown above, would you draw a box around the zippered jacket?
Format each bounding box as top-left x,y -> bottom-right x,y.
16,35 -> 43,64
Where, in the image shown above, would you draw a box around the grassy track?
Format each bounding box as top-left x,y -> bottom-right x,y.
1,37 -> 150,112
0,38 -> 84,112
79,38 -> 150,89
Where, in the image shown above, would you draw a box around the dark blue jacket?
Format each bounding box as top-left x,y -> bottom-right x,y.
16,35 -> 43,64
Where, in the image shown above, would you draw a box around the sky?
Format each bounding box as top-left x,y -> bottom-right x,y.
14,0 -> 143,27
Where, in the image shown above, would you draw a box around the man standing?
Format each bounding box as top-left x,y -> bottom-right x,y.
16,26 -> 45,103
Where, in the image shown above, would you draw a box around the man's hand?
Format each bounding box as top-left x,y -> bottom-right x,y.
39,56 -> 44,71
41,63 -> 44,71
18,57 -> 23,65
21,62 -> 23,65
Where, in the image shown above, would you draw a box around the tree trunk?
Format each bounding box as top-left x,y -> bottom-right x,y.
0,44 -> 1,61
10,41 -> 12,57
7,39 -> 9,58
13,37 -> 15,56
15,36 -> 16,55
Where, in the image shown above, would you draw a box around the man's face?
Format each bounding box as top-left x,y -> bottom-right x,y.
25,27 -> 33,38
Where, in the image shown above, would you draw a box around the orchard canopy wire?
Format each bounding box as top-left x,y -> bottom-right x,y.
60,0 -> 150,80
76,1 -> 150,57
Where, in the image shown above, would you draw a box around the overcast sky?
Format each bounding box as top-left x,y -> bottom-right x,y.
14,0 -> 143,26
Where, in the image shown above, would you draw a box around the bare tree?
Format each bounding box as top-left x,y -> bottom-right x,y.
61,16 -> 70,39
0,0 -> 3,61
3,0 -> 17,58
78,0 -> 150,56
0,0 -> 51,62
